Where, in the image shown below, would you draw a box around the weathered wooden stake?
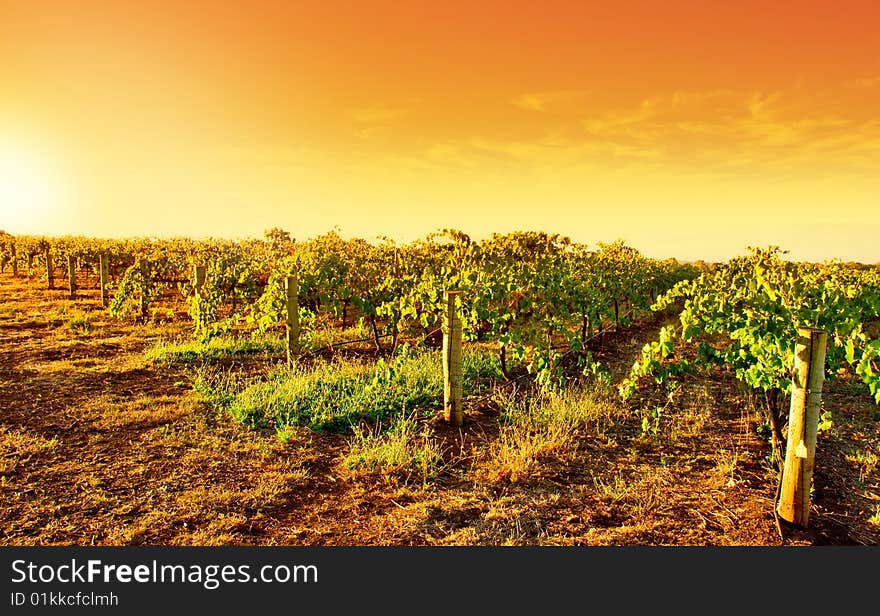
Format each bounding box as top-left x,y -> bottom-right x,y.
67,255 -> 77,298
99,254 -> 109,307
777,328 -> 827,528
45,246 -> 54,290
11,244 -> 17,277
443,290 -> 464,426
194,265 -> 206,293
285,275 -> 300,367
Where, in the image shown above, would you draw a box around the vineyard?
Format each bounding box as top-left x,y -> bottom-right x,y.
1,229 -> 878,545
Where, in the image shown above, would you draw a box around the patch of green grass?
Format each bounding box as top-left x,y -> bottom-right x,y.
224,346 -> 500,432
461,345 -> 505,381
227,352 -> 440,431
192,365 -> 249,410
146,335 -> 284,365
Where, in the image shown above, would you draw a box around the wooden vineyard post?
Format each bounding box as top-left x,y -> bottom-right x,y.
11,243 -> 17,277
194,264 -> 206,294
191,264 -> 207,324
443,290 -> 464,426
99,254 -> 109,307
777,328 -> 827,528
45,246 -> 53,290
285,275 -> 300,367
67,255 -> 76,298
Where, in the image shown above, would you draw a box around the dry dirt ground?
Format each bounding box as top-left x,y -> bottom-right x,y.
1,272 -> 878,546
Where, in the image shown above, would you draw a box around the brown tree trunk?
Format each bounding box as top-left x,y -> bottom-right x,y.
765,388 -> 786,468
581,312 -> 589,347
369,315 -> 382,353
341,298 -> 350,329
499,344 -> 510,380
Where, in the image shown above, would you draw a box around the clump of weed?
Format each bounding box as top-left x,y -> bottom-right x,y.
845,447 -> 879,484
478,383 -> 621,483
66,310 -> 93,335
342,412 -> 443,484
191,365 -> 249,411
149,307 -> 177,323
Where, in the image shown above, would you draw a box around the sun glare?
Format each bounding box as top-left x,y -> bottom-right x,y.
0,142 -> 63,233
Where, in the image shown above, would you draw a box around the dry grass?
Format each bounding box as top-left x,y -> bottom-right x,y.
844,448 -> 878,484
476,385 -> 624,483
341,413 -> 444,486
0,427 -> 59,478
668,385 -> 715,440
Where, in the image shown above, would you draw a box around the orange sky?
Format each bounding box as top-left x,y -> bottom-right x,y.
1,0 -> 878,262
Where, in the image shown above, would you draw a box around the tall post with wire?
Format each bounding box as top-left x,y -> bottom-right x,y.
99,254 -> 109,307
194,265 -> 206,293
45,245 -> 53,290
443,290 -> 464,426
67,255 -> 77,298
777,327 -> 827,528
285,275 -> 300,368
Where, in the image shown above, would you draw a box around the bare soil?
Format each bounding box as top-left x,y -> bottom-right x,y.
1,273 -> 878,546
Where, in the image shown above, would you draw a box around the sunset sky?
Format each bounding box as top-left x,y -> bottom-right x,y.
1,0 -> 878,262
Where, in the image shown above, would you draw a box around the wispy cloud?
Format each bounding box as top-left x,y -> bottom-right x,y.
511,93 -> 552,112
287,88 -> 880,191
510,90 -> 590,113
575,89 -> 880,175
349,104 -> 409,139
424,143 -> 480,169
848,76 -> 880,88
350,104 -> 409,124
